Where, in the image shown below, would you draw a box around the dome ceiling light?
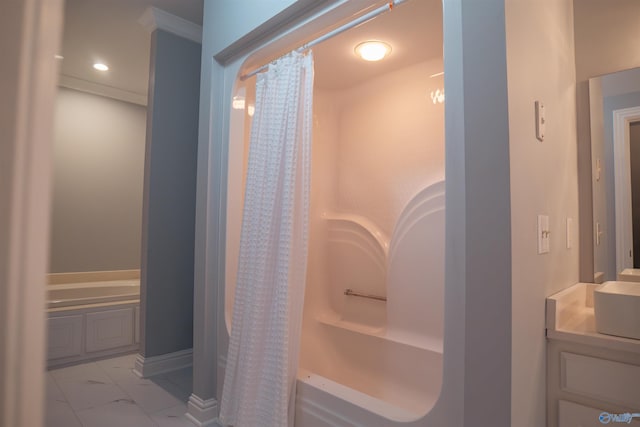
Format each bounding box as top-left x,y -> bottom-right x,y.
354,41 -> 392,62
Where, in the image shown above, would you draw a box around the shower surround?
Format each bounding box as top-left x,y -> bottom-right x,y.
225,56 -> 445,425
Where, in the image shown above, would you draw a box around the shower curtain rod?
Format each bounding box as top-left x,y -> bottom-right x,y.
240,0 -> 409,81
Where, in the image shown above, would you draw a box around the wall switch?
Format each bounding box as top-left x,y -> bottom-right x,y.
566,217 -> 573,249
538,214 -> 550,254
596,222 -> 603,246
596,158 -> 602,182
535,101 -> 545,142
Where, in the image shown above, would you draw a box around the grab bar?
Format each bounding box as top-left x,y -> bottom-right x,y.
344,288 -> 387,302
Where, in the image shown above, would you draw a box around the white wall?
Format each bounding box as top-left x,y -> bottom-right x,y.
303,58 -> 444,328
50,87 -> 146,273
335,60 -> 445,237
304,86 -> 340,319
574,0 -> 640,83
227,59 -> 444,333
505,1 -> 578,426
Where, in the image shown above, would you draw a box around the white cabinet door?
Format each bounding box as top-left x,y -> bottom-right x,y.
561,352 -> 640,408
559,400 -> 640,426
86,308 -> 134,353
48,315 -> 83,359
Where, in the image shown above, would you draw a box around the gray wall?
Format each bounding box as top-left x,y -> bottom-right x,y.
140,29 -> 201,357
50,88 -> 146,273
601,91 -> 640,277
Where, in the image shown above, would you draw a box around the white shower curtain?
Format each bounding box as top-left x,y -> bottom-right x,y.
219,51 -> 314,427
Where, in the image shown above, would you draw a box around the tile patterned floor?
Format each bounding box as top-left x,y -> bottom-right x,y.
45,354 -> 194,427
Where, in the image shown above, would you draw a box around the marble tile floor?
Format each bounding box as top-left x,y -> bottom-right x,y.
46,353 -> 195,427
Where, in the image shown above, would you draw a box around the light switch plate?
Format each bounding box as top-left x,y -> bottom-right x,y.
535,101 -> 545,142
538,214 -> 550,254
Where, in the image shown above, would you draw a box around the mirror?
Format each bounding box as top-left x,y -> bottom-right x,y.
590,67 -> 640,281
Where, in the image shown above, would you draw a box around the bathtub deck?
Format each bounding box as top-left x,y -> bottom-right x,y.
46,353 -> 193,427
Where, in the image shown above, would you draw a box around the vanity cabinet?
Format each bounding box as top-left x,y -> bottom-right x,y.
547,284 -> 640,426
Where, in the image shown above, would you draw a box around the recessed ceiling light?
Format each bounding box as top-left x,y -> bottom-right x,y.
93,63 -> 109,71
354,41 -> 392,62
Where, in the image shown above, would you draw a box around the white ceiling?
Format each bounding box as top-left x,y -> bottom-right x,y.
313,0 -> 443,90
59,0 -> 441,100
59,0 -> 203,99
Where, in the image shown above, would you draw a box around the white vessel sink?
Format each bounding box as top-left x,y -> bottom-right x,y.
617,268 -> 640,282
594,281 -> 640,340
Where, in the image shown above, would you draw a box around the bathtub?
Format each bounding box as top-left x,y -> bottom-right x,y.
48,280 -> 140,309
298,318 -> 442,424
47,277 -> 141,368
217,320 -> 442,425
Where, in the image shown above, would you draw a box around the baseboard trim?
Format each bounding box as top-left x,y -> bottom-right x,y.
133,348 -> 192,378
186,394 -> 219,427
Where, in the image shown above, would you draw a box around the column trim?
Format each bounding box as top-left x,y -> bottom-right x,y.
133,348 -> 193,378
186,394 -> 219,427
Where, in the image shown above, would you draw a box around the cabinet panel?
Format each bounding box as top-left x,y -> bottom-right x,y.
561,352 -> 640,408
558,400 -> 603,427
86,308 -> 134,353
559,400 -> 640,426
48,315 -> 83,359
134,306 -> 140,344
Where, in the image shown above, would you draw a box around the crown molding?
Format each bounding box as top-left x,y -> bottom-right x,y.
58,74 -> 147,106
139,7 -> 202,44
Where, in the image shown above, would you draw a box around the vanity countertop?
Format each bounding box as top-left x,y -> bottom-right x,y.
618,268 -> 640,283
546,282 -> 640,354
